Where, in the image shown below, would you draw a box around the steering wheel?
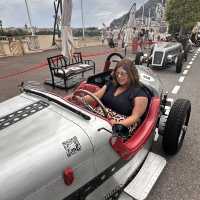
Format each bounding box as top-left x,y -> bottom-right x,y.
73,89 -> 108,118
103,53 -> 124,72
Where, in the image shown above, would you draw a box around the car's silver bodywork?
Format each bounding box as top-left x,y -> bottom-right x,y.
0,66 -> 172,200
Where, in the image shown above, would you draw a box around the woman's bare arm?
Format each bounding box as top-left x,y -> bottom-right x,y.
111,96 -> 148,127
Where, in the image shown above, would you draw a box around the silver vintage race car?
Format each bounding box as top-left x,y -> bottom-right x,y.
0,53 -> 191,200
135,41 -> 185,73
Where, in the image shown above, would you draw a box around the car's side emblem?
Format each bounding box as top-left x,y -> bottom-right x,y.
62,136 -> 81,157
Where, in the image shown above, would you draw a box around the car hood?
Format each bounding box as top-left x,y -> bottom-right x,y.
0,94 -> 91,163
155,41 -> 181,48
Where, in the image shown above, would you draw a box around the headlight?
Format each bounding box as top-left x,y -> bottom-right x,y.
143,53 -> 148,58
167,55 -> 173,62
167,55 -> 173,59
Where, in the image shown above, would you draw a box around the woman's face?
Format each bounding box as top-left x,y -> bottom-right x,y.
115,66 -> 130,86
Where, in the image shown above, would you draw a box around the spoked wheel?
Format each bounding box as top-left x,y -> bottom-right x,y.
103,53 -> 124,72
73,89 -> 108,118
162,99 -> 191,155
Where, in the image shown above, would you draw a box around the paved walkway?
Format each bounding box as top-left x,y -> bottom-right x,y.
0,46 -> 125,102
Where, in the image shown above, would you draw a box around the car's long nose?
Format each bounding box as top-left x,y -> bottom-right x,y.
0,94 -> 94,200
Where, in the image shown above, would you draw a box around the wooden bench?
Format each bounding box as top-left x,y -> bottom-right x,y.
47,52 -> 95,89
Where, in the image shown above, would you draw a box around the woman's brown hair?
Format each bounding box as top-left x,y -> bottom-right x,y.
113,58 -> 140,86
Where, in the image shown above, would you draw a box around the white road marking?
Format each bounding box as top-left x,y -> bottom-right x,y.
186,65 -> 191,69
183,70 -> 188,75
191,58 -> 195,61
172,85 -> 180,94
179,76 -> 185,82
189,61 -> 193,65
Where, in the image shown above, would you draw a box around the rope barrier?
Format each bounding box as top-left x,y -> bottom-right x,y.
0,48 -> 119,80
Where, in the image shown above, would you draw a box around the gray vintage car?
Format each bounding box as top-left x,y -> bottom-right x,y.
135,41 -> 184,73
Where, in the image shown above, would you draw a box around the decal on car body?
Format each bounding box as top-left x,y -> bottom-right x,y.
62,136 -> 81,157
141,73 -> 155,82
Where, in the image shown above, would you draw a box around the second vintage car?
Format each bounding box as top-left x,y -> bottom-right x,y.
135,41 -> 185,73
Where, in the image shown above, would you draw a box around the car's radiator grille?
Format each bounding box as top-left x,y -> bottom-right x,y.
153,51 -> 164,65
0,101 -> 49,130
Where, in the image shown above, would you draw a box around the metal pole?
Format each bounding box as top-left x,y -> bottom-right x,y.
142,2 -> 144,25
24,0 -> 35,36
148,9 -> 151,29
80,0 -> 85,40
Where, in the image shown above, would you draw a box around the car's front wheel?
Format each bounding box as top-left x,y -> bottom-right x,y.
135,52 -> 144,65
176,53 -> 183,73
162,99 -> 191,155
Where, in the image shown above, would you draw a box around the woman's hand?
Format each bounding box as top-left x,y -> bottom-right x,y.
72,95 -> 84,103
110,118 -> 122,126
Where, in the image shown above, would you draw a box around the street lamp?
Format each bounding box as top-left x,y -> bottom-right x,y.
80,0 -> 85,40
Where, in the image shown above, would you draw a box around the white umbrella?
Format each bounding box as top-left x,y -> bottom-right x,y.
61,0 -> 74,58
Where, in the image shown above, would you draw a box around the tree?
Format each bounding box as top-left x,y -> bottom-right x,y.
166,0 -> 200,34
0,20 -> 3,32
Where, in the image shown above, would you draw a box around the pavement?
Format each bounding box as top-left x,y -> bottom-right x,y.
0,45 -> 200,200
0,46 -> 124,102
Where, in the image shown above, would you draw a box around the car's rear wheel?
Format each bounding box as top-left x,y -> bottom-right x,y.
176,53 -> 183,73
162,99 -> 191,155
135,52 -> 144,65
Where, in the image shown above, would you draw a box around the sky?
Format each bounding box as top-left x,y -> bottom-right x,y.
0,0 -> 146,28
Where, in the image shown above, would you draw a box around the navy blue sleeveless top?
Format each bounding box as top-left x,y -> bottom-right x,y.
101,81 -> 148,116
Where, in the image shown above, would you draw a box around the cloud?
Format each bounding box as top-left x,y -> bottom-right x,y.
0,0 -> 145,28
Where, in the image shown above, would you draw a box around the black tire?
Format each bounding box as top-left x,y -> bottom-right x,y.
147,58 -> 151,67
176,53 -> 183,73
183,45 -> 189,61
135,52 -> 144,65
162,99 -> 191,155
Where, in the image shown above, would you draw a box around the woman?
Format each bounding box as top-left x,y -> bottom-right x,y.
81,58 -> 148,132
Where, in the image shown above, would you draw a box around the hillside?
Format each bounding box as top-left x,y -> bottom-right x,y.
110,0 -> 163,28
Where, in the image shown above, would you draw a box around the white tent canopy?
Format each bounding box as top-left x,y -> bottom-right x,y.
124,3 -> 136,46
61,0 -> 74,58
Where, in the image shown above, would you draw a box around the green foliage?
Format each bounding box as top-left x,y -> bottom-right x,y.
73,27 -> 101,37
166,0 -> 200,34
36,30 -> 54,35
0,29 -> 30,37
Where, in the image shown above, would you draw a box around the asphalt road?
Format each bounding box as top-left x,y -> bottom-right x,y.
0,45 -> 200,200
148,48 -> 200,200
